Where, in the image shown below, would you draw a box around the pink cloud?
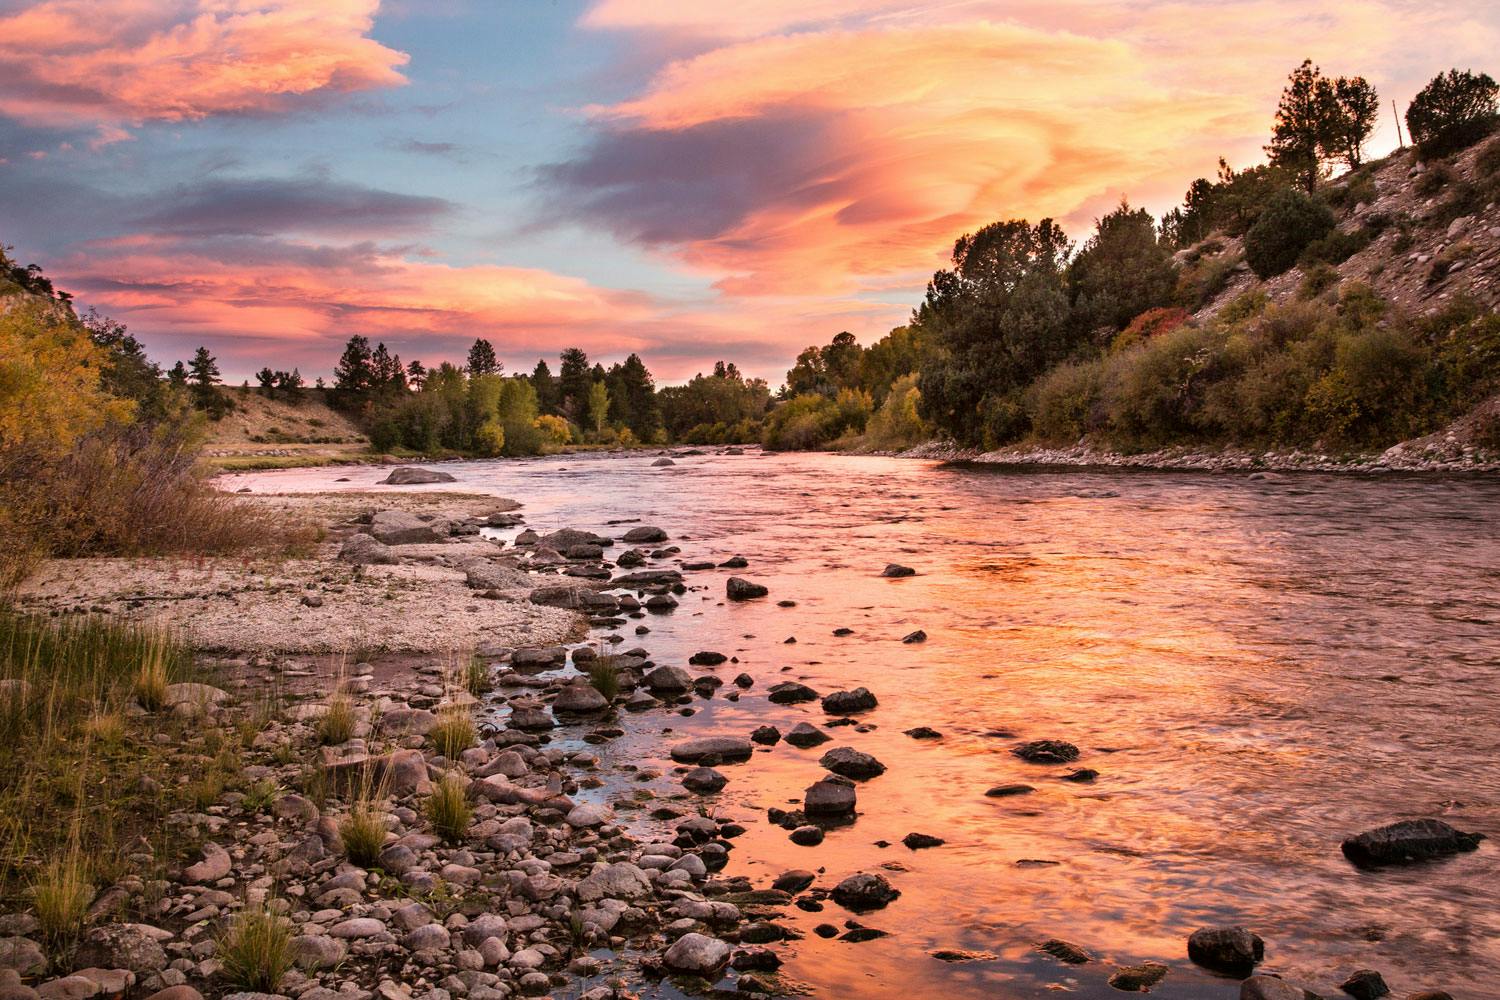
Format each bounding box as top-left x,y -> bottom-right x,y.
0,0 -> 408,128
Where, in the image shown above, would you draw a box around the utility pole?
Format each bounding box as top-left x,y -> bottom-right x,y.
1392,99 -> 1405,149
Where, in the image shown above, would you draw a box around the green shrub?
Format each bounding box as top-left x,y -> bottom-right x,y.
1110,307 -> 1189,355
1305,326 -> 1428,444
1100,323 -> 1233,449
1478,136 -> 1500,177
1406,69 -> 1500,159
1299,263 -> 1341,300
761,389 -> 871,451
1028,360 -> 1105,442
1299,227 -> 1370,267
1175,251 -> 1242,310
1244,189 -> 1335,278
859,374 -> 929,450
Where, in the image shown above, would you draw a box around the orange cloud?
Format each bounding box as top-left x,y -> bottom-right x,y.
0,0 -> 408,128
567,0 -> 1499,300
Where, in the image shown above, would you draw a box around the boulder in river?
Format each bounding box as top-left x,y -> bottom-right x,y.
651,457 -> 676,467
804,775 -> 856,815
683,767 -> 728,793
881,563 -> 916,577
830,872 -> 899,912
1187,926 -> 1264,976
689,650 -> 728,666
1011,740 -> 1080,763
905,726 -> 942,739
552,682 -> 609,715
790,825 -> 824,846
1340,819 -> 1484,868
671,737 -> 753,764
902,629 -> 927,643
727,577 -> 769,600
785,722 -> 831,748
750,725 -> 781,746
644,665 -> 692,694
379,466 -> 456,485
622,525 -> 668,543
902,832 -> 944,850
768,681 -> 818,704
1339,970 -> 1389,999
529,585 -> 619,614
819,747 -> 886,779
822,687 -> 878,714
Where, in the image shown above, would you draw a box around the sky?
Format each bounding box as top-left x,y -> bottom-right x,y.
2,1 -> 1497,383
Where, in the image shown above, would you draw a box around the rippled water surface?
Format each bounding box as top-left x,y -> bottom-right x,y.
232,452 -> 1500,999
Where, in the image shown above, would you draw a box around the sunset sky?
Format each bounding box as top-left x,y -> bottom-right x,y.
2,1 -> 1496,382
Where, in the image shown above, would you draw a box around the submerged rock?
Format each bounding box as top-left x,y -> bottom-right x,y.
804,776 -> 856,815
881,564 -> 916,578
1107,962 -> 1168,992
622,525 -> 668,543
1011,740 -> 1080,764
1240,976 -> 1311,1000
819,747 -> 886,780
985,784 -> 1036,797
1341,819 -> 1484,868
768,682 -> 818,704
902,629 -> 927,643
1187,926 -> 1264,976
1038,939 -> 1091,965
902,832 -> 944,850
683,767 -> 727,793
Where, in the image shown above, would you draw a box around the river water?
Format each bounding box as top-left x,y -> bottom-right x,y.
228,451 -> 1500,999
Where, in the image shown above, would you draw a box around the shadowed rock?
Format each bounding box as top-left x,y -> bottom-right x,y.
379,466 -> 456,485
1188,926 -> 1264,976
1340,819 -> 1484,868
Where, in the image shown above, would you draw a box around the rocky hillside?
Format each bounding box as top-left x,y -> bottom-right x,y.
1192,140 -> 1500,321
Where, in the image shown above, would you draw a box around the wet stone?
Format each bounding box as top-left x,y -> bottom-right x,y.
1012,740 -> 1080,764
1039,939 -> 1090,965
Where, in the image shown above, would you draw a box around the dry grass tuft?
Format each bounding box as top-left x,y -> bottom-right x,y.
424,772 -> 472,844
428,708 -> 476,760
30,847 -> 93,949
339,801 -> 388,868
586,657 -> 620,702
315,695 -> 356,746
218,902 -> 294,993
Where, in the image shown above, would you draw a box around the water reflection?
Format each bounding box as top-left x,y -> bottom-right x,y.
228,454 -> 1500,999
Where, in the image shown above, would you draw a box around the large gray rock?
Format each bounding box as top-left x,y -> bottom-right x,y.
1341,819 -> 1484,868
670,737 -> 753,764
621,526 -> 668,543
538,528 -> 610,551
576,862 -> 653,902
0,937 -> 46,976
662,933 -> 730,975
463,561 -> 531,591
379,466 -> 456,485
370,510 -> 441,545
338,533 -> 396,565
821,687 -> 878,715
1187,926 -> 1264,976
553,682 -> 609,714
645,665 -> 692,694
182,842 -> 231,883
529,586 -> 619,613
290,934 -> 346,970
73,924 -> 168,974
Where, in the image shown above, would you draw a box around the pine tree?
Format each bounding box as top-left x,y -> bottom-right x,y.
531,359 -> 560,414
406,359 -> 427,391
617,353 -> 660,439
558,348 -> 591,419
1325,76 -> 1379,169
1267,60 -> 1333,193
332,335 -> 374,406
168,361 -> 188,388
466,338 -> 500,376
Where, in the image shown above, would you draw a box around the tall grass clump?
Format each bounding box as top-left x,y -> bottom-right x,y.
218,902 -> 294,993
315,694 -> 356,745
424,772 -> 472,844
586,658 -> 621,703
339,799 -> 388,868
461,655 -> 492,697
428,708 -> 476,759
30,847 -> 93,950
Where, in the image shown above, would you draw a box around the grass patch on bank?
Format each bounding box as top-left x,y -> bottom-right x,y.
0,608 -> 218,936
218,902 -> 294,993
424,773 -> 472,844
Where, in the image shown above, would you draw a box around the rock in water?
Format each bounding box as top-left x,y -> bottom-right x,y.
1340,819 -> 1484,868
822,687 -> 878,714
683,767 -> 727,793
785,722 -> 831,748
902,832 -> 944,850
379,466 -> 456,485
651,457 -> 676,467
1240,976 -> 1311,1000
1107,962 -> 1168,992
768,682 -> 818,704
804,776 -> 856,815
881,564 -> 916,577
902,629 -> 927,643
1011,740 -> 1080,763
1187,926 -> 1264,976
552,682 -> 609,714
1339,970 -> 1390,999
622,525 -> 668,543
1038,939 -> 1091,964
670,737 -> 753,764
727,577 -> 769,600
830,873 -> 899,911
819,747 -> 886,779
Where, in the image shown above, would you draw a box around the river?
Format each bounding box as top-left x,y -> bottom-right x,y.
225,450 -> 1500,999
